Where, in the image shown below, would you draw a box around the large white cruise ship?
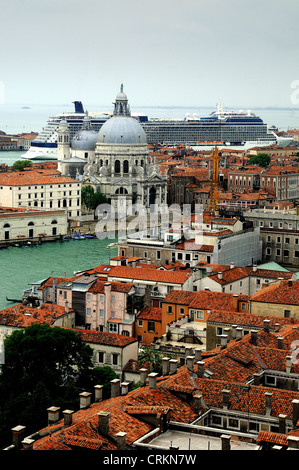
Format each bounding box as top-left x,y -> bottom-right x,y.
22,101 -> 293,160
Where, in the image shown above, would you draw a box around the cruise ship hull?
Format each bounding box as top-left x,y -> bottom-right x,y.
21,103 -> 293,160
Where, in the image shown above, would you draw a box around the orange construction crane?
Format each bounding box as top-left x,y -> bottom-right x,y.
209,146 -> 219,216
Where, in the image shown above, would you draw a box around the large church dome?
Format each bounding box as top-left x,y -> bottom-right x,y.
97,85 -> 147,145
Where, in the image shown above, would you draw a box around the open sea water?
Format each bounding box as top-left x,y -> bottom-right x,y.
0,103 -> 299,310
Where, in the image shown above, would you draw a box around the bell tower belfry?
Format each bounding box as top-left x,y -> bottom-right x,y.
57,120 -> 70,173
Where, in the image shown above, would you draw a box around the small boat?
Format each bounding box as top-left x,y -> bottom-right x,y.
84,234 -> 94,239
6,296 -> 22,302
72,234 -> 85,240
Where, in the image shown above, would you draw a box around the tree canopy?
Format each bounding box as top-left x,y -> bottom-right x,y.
11,160 -> 32,171
248,153 -> 271,168
81,185 -> 108,211
0,324 -> 110,448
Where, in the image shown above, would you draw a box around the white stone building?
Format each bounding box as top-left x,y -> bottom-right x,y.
83,86 -> 168,214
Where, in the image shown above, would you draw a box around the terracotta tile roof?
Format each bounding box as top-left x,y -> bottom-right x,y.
137,306 -> 162,321
207,310 -> 297,330
188,290 -> 240,311
107,266 -> 192,284
162,290 -> 198,305
0,302 -> 70,327
250,279 -> 299,305
87,279 -> 134,294
72,328 -> 138,347
0,171 -> 79,186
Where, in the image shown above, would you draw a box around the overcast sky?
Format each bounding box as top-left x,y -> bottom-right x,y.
1,0 -> 299,109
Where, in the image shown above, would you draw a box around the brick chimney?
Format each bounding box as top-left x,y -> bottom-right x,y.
221,434 -> 231,450
94,384 -> 103,402
62,410 -> 73,427
11,425 -> 26,450
47,406 -> 60,425
140,368 -> 148,386
97,411 -> 110,435
250,330 -> 258,345
263,319 -> 270,333
110,378 -> 120,397
197,361 -> 205,378
278,414 -> 287,434
277,336 -> 284,349
220,334 -> 228,348
148,372 -> 158,389
193,393 -> 203,413
231,324 -> 238,339
116,432 -> 127,450
286,355 -> 292,373
169,359 -> 178,375
186,355 -> 195,372
162,357 -> 170,376
218,272 -> 223,280
121,382 -> 129,395
292,399 -> 299,427
194,348 -> 202,362
22,438 -> 34,450
222,389 -> 231,409
236,327 -> 243,340
80,392 -> 91,409
265,392 -> 273,416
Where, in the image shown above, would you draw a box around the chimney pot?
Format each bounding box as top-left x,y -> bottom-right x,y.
94,384 -> 103,402
286,355 -> 292,373
263,319 -> 271,333
194,348 -> 202,362
148,372 -> 158,389
277,336 -> 284,349
292,399 -> 299,428
218,271 -> 223,279
236,327 -> 243,340
79,391 -> 91,409
250,330 -> 258,345
116,431 -> 127,450
140,368 -> 148,386
121,382 -> 129,395
97,411 -> 110,435
162,357 -> 170,376
110,378 -> 121,397
11,425 -> 26,450
63,409 -> 74,426
221,434 -> 231,451
186,355 -> 195,372
197,361 -> 205,378
220,334 -> 228,348
278,414 -> 287,434
265,392 -> 273,416
169,359 -> 178,375
47,406 -> 60,425
193,393 -> 203,413
22,438 -> 34,451
222,389 -> 231,409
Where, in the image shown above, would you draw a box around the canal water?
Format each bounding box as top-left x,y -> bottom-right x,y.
0,237 -> 117,310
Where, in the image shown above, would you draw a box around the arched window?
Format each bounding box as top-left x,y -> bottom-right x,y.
123,160 -> 129,173
114,160 -> 120,173
51,220 -> 58,224
28,221 -> 34,226
3,223 -> 10,228
115,187 -> 128,195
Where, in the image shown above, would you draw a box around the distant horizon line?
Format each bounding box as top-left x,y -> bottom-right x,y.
1,103 -> 299,112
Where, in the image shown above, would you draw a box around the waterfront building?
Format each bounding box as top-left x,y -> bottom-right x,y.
83,86 -> 168,213
243,207 -> 299,266
0,206 -> 67,242
0,170 -> 82,219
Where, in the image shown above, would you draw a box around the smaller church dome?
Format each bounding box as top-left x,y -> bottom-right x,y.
71,115 -> 98,151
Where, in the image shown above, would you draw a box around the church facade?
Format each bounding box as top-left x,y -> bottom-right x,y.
82,86 -> 168,214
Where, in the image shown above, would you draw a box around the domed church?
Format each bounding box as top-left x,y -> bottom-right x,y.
83,85 -> 168,213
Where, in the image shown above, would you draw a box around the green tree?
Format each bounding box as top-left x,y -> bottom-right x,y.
81,185 -> 108,211
0,324 -> 93,448
248,153 -> 271,168
11,160 -> 32,171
